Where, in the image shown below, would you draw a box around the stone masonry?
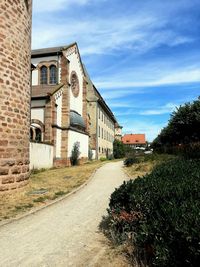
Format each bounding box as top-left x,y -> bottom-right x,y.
0,0 -> 32,191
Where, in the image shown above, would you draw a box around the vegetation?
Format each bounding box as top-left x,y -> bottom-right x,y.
152,97 -> 200,157
113,139 -> 126,159
70,142 -> 80,166
100,157 -> 200,267
101,97 -> 200,266
0,161 -> 105,221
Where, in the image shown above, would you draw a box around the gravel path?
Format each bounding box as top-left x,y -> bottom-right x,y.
0,161 -> 128,267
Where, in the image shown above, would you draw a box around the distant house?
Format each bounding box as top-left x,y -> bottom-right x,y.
122,134 -> 146,148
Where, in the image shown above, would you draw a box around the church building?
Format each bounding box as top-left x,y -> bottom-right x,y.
31,43 -> 89,167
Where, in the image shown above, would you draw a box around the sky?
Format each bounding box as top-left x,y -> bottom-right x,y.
32,0 -> 200,141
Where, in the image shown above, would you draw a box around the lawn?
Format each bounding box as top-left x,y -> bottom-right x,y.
0,161 -> 105,222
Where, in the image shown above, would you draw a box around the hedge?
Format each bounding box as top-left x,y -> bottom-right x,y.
100,158 -> 200,267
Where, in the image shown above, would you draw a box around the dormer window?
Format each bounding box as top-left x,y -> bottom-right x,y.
40,66 -> 48,84
50,65 -> 57,84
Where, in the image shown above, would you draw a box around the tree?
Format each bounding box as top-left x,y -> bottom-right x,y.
113,139 -> 125,159
70,142 -> 80,166
152,97 -> 200,148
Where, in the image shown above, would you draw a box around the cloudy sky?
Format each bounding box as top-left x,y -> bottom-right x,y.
32,0 -> 200,141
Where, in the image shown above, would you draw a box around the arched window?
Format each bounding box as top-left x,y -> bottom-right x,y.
35,128 -> 42,142
30,128 -> 34,140
49,65 -> 57,84
40,66 -> 47,84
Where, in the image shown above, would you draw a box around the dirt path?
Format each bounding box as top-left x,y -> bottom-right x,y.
0,161 -> 130,267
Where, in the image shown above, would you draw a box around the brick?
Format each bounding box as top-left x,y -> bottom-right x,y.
0,0 -> 32,192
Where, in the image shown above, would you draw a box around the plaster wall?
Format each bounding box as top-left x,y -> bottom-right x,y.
30,142 -> 53,169
68,131 -> 88,158
66,51 -> 83,115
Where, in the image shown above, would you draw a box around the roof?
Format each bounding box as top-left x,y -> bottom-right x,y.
31,43 -> 76,57
31,84 -> 64,98
31,42 -> 86,77
70,110 -> 86,129
93,85 -> 117,124
122,134 -> 146,145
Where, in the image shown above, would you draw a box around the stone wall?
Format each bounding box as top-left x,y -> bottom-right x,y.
0,0 -> 32,191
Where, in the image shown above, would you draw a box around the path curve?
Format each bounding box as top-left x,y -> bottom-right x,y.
0,161 -> 128,267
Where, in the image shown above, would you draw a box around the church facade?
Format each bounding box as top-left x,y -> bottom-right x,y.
31,43 -> 89,167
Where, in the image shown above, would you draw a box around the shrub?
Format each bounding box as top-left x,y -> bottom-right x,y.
88,147 -> 93,161
124,157 -> 139,167
113,139 -> 126,159
70,142 -> 80,166
100,157 -> 107,162
101,158 -> 200,267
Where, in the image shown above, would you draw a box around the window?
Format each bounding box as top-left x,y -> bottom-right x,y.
35,128 -> 42,142
99,147 -> 101,153
49,65 -> 57,84
30,128 -> 34,140
99,109 -> 101,119
40,66 -> 48,84
98,126 -> 100,137
102,128 -> 103,139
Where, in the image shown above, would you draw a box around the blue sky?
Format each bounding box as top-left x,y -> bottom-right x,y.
32,0 -> 200,141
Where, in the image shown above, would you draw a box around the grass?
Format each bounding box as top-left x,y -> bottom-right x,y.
124,153 -> 175,178
0,160 -> 106,222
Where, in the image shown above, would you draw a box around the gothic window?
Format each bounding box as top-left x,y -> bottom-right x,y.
40,66 -> 48,84
49,65 -> 57,84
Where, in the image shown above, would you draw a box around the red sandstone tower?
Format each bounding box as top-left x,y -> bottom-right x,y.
0,0 -> 32,191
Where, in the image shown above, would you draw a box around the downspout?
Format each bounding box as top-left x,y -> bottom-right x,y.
96,101 -> 98,160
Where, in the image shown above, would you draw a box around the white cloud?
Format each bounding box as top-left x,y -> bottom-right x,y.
33,0 -> 94,13
140,103 -> 178,115
95,68 -> 200,89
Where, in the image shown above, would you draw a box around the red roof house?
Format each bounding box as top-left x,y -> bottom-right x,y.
122,134 -> 146,146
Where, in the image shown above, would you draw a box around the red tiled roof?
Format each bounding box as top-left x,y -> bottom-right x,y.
122,134 -> 146,145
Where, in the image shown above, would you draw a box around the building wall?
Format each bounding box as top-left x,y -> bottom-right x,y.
68,130 -> 89,158
31,55 -> 59,86
55,90 -> 63,158
0,0 -> 32,192
97,105 -> 115,158
87,101 -> 97,151
30,142 -> 53,169
65,47 -> 83,115
31,108 -> 45,124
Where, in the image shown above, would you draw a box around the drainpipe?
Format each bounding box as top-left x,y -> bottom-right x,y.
96,101 -> 98,160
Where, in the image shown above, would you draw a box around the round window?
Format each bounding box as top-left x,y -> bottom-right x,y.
70,71 -> 79,97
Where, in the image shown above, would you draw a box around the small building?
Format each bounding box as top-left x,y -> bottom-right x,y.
31,43 -> 89,168
115,124 -> 123,141
122,134 -> 146,148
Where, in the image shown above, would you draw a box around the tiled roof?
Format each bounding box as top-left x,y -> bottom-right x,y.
31,84 -> 64,98
122,134 -> 146,144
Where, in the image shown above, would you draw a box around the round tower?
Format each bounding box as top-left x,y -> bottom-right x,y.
0,0 -> 32,191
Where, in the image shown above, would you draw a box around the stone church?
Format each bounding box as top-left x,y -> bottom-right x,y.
31,43 -> 89,167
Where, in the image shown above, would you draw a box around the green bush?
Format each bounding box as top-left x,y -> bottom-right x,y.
100,158 -> 200,267
100,157 -> 107,162
70,142 -> 80,166
113,139 -> 126,159
124,157 -> 139,167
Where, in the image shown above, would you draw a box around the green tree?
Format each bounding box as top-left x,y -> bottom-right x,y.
113,139 -> 125,159
152,96 -> 200,148
70,142 -> 80,166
